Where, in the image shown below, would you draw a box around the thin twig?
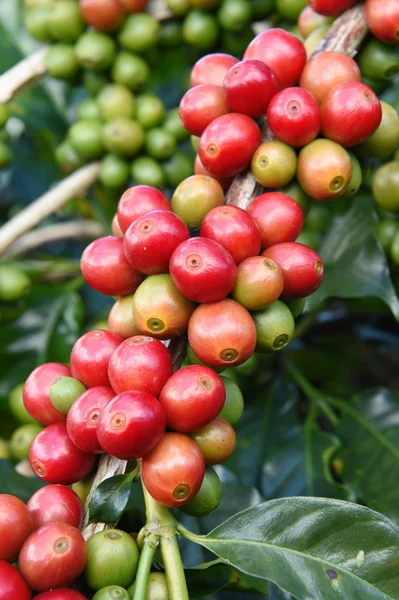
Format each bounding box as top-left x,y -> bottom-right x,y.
0,47 -> 49,104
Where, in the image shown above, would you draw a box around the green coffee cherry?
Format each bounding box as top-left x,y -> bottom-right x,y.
128,572 -> 169,600
111,52 -> 150,91
47,0 -> 84,42
56,140 -> 85,174
305,204 -> 331,233
0,104 -> 10,128
251,0 -> 275,18
25,5 -> 53,42
145,128 -> 176,160
167,0 -> 190,16
131,156 -> 166,188
92,586 -> 130,600
45,44 -> 80,79
0,438 -> 10,460
119,14 -> 160,53
69,120 -> 105,159
164,108 -> 189,142
219,375 -> 244,426
77,98 -> 102,122
303,24 -> 330,58
163,151 -> 193,188
222,25 -> 254,55
356,101 -> 399,159
295,230 -> 321,251
0,129 -> 11,144
25,0 -> 52,9
84,71 -> 109,97
253,301 -> 295,352
10,424 -> 43,461
100,154 -> 130,189
136,95 -> 165,129
218,0 -> 251,31
160,21 -> 184,48
50,376 -> 86,414
372,161 -> 399,212
190,135 -> 200,152
103,119 -> 144,156
182,11 -> 219,49
0,266 -> 30,301
281,181 -> 310,216
98,85 -> 136,121
342,152 -> 362,198
391,229 -> 399,265
285,297 -> 307,319
376,220 -> 399,253
180,468 -> 222,516
358,38 -> 399,81
276,0 -> 306,20
75,31 -> 116,71
9,384 -> 37,425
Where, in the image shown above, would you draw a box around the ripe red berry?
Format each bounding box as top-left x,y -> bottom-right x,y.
97,391 -> 166,459
179,84 -> 230,136
200,205 -> 261,264
80,0 -> 125,31
262,242 -> 324,299
23,362 -> 70,426
27,485 -> 83,529
170,237 -> 237,303
159,365 -> 226,432
243,28 -> 306,88
309,0 -> 356,16
190,53 -> 239,87
300,51 -> 361,104
120,0 -> 149,11
123,210 -> 189,275
141,433 -> 205,507
365,0 -> 399,44
267,87 -> 321,147
108,335 -> 173,396
190,417 -> 236,464
35,591 -> 88,600
188,298 -> 256,368
0,495 -> 34,561
70,330 -> 123,388
81,236 -> 142,297
223,59 -> 279,118
29,423 -> 96,485
247,192 -> 304,249
320,82 -> 382,147
194,153 -> 233,192
117,185 -> 170,233
199,113 -> 261,177
66,386 -> 114,453
232,256 -> 284,310
19,523 -> 87,592
0,561 -> 31,600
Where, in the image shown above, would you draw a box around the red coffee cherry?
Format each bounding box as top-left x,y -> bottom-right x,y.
66,387 -> 114,453
80,0 -> 125,31
199,113 -> 261,177
200,205 -> 261,264
247,192 -> 304,249
0,495 -> 34,561
141,433 -> 205,507
29,423 -> 96,485
97,391 -> 166,459
232,256 -> 284,310
365,0 -> 399,44
119,0 -> 149,12
23,362 -> 70,426
27,485 -> 83,529
188,298 -> 256,368
170,237 -> 237,303
223,59 -> 279,118
117,185 -> 170,233
111,214 -> 124,238
267,87 -> 321,147
35,591 -> 88,600
320,82 -> 382,147
19,522 -> 87,592
108,335 -> 173,396
194,153 -> 233,192
70,330 -> 123,388
243,28 -> 306,88
159,365 -> 226,432
81,236 -> 142,297
123,210 -> 189,275
0,561 -> 31,600
309,0 -> 356,16
262,242 -> 324,299
179,84 -> 230,136
190,417 -> 236,464
190,53 -> 239,87
300,51 -> 361,104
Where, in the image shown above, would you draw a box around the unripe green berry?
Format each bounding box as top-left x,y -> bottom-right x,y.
97,85 -> 136,121
179,468 -> 222,516
46,44 -> 80,79
145,128 -> 176,160
164,108 -> 188,142
111,52 -> 150,91
75,31 -> 116,71
47,0 -> 84,42
10,424 -> 43,461
0,104 -> 10,128
77,98 -> 102,122
50,376 -> 86,414
0,266 -> 30,301
131,156 -> 165,188
25,5 -> 53,42
103,119 -> 144,156
9,384 -> 37,425
100,154 -> 130,189
136,95 -> 165,129
69,120 -> 105,159
219,375 -> 244,426
119,14 -> 160,53
253,300 -> 295,352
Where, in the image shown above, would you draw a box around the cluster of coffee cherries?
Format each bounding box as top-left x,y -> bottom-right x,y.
0,488 -> 167,598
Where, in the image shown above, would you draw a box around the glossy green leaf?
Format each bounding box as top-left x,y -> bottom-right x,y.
88,471 -> 135,523
186,560 -> 268,598
189,497 -> 399,600
306,196 -> 399,320
0,459 -> 46,502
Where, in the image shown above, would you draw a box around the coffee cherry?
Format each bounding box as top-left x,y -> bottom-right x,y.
309,0 -> 356,16
365,0 -> 399,44
27,485 -> 83,529
0,494 -> 34,561
9,383 -> 37,425
98,85 -> 136,121
188,299 -> 256,367
108,336 -> 173,396
172,174 -> 225,228
159,365 -> 226,432
56,140 -> 84,174
66,387 -> 114,453
10,423 -> 42,460
0,561 -> 31,600
45,44 -> 80,79
180,467 -> 222,516
142,433 -> 205,507
100,154 -> 130,189
47,1 -> 84,41
119,13 -> 160,52
358,39 -> 399,82
103,118 -> 144,156
263,242 -> 324,298
200,205 -> 261,264
247,192 -> 304,248
199,113 -> 261,177
244,28 -> 306,87
342,152 -> 362,198
35,591 -> 88,600
29,423 -> 96,484
120,0 -> 149,11
300,51 -> 361,104
69,120 -> 104,159
376,220 -> 399,253
128,572 -> 168,600
97,391 -> 166,459
108,295 -> 140,339
145,128 -> 176,160
81,236 -> 142,296
170,237 -> 237,303
297,139 -> 352,200
223,59 -> 279,118
252,300 -> 295,351
111,52 -> 149,91
164,108 -> 190,142
136,94 -> 165,129
190,53 -> 239,87
23,362 -> 71,425
194,153 -> 233,192
179,84 -> 229,137
92,587 -> 129,600
182,11 -> 219,49
131,156 -> 166,188
298,6 -> 334,37
70,330 -> 123,388
117,185 -> 170,233
50,376 -> 86,414
86,530 -> 139,590
251,140 -> 297,188
75,31 -> 116,71
303,24 -> 331,57
267,87 -> 321,147
372,161 -> 399,212
123,210 -> 189,275
132,274 -> 195,339
219,375 -> 244,425
232,256 -> 284,310
190,417 -> 236,464
164,151 -> 194,189
19,522 -> 87,592
321,82 -> 382,146
80,0 -> 125,31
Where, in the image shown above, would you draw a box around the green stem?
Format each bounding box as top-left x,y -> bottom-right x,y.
132,534 -> 158,600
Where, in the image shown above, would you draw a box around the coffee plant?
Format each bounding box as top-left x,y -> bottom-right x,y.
0,0 -> 399,599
